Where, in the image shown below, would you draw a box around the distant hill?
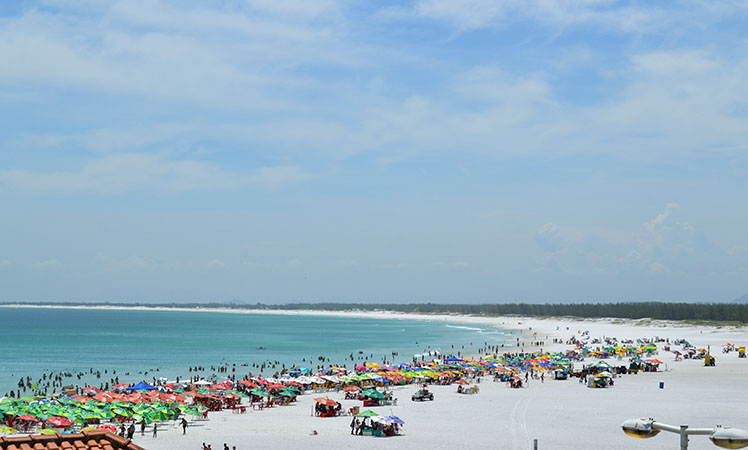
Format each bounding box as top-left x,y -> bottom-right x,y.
734,292 -> 748,303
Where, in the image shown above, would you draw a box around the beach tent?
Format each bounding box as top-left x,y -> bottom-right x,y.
128,382 -> 156,391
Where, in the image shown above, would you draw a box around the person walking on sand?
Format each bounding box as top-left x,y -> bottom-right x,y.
140,419 -> 146,436
350,417 -> 356,435
181,418 -> 188,434
152,422 -> 157,438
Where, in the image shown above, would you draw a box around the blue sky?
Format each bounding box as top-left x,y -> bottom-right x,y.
1,0 -> 747,303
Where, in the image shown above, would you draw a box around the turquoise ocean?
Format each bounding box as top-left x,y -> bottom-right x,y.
0,307 -> 514,395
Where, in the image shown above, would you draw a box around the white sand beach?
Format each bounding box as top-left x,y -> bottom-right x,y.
99,311 -> 748,450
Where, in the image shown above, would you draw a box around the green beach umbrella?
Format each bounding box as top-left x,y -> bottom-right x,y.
147,410 -> 172,421
355,410 -> 379,418
183,407 -> 204,417
111,407 -> 134,417
227,390 -> 250,398
98,409 -> 116,419
249,389 -> 270,398
133,415 -> 154,424
0,425 -> 19,434
39,429 -> 58,435
277,389 -> 297,397
360,389 -> 384,399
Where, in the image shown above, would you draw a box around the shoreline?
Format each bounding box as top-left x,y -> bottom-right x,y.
3,302 -> 747,340
4,305 -> 748,448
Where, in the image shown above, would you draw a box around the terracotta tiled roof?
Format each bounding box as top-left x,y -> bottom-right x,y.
0,430 -> 145,450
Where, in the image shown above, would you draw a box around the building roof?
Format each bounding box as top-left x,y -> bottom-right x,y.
0,430 -> 145,450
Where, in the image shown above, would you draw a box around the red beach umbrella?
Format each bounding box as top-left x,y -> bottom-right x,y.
17,415 -> 39,422
48,417 -> 73,427
314,398 -> 339,407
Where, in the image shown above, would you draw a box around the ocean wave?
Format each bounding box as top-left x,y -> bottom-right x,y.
445,324 -> 484,332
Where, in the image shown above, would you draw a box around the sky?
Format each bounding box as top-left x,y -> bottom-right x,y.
1,0 -> 747,303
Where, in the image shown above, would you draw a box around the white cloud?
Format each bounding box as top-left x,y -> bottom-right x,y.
0,0 -> 360,111
0,154 -> 307,194
33,259 -> 60,269
645,202 -> 678,232
207,259 -> 226,269
390,0 -> 742,34
536,203 -> 737,279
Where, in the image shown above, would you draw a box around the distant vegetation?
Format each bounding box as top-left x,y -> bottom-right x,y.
4,301 -> 748,324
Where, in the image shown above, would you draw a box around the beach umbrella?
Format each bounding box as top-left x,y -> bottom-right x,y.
371,415 -> 391,425
385,415 -> 405,425
313,398 -> 338,407
277,389 -> 297,397
147,410 -> 172,421
249,389 -> 270,398
39,429 -> 58,435
16,414 -> 39,422
97,409 -> 117,419
183,407 -> 204,417
47,416 -> 73,427
226,390 -> 250,398
111,407 -> 134,417
132,415 -> 154,424
360,389 -> 384,399
0,426 -> 18,434
98,424 -> 118,433
355,409 -> 378,418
